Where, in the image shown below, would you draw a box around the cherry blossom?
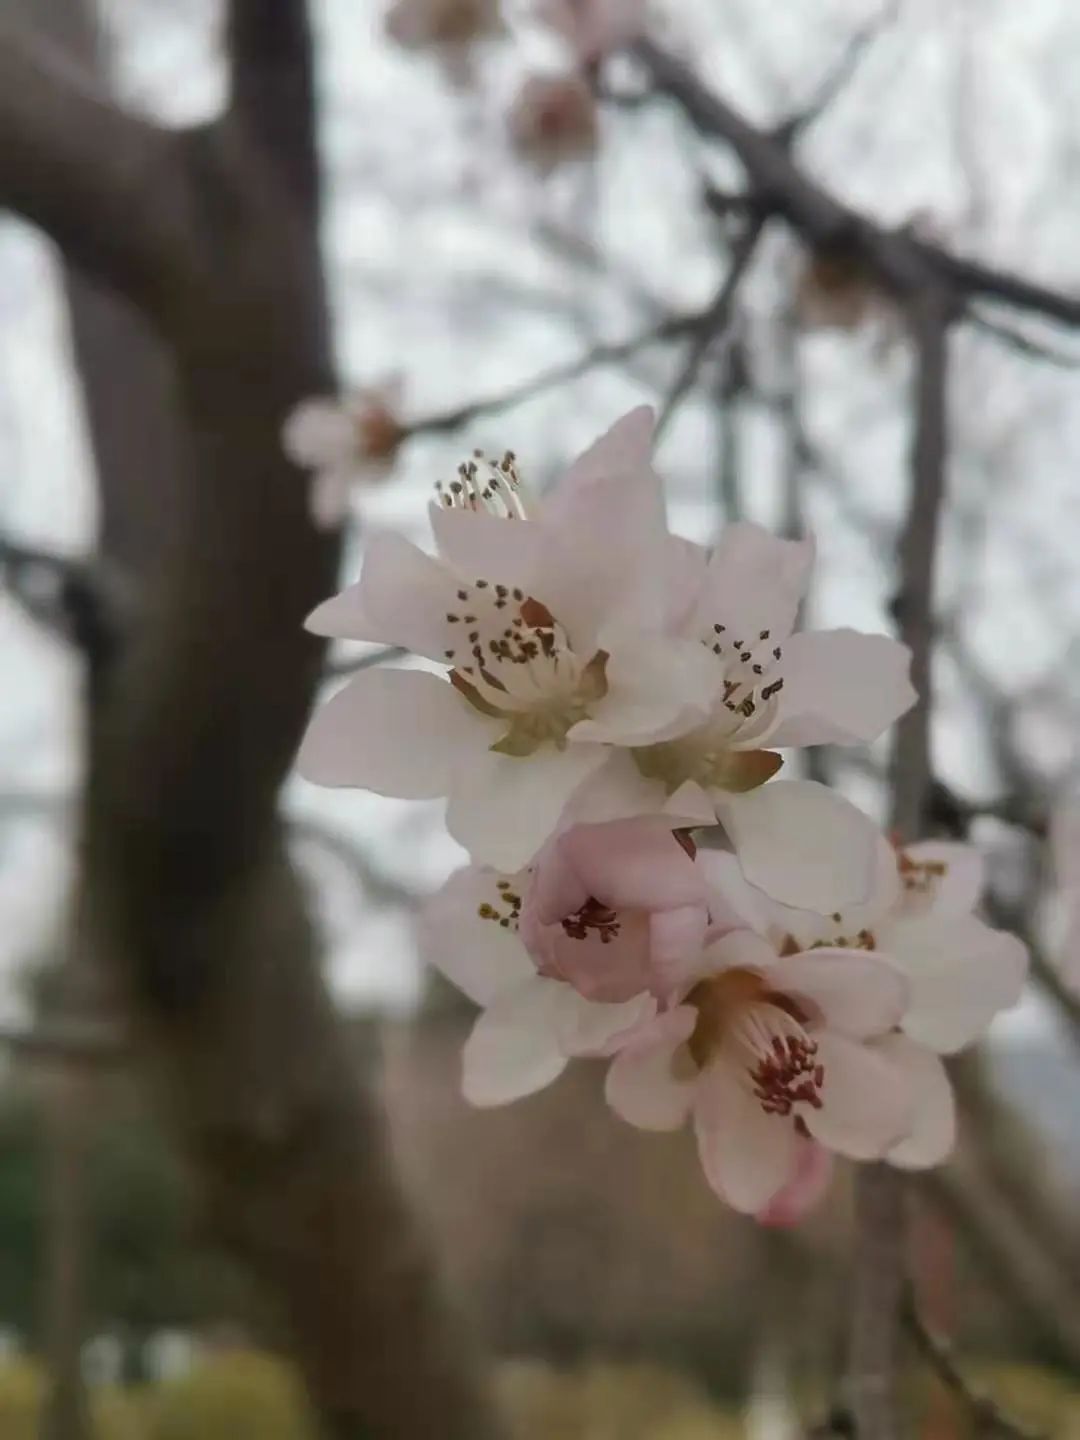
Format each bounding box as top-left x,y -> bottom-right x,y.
298,409 -> 722,872
574,520 -> 917,910
282,384 -> 405,529
507,73 -> 599,173
536,0 -> 647,64
603,927 -> 913,1214
419,862 -> 660,1106
385,0 -> 502,58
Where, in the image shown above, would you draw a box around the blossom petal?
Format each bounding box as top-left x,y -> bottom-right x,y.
719,781 -> 877,913
887,913 -> 1028,1053
604,1006 -> 697,1131
662,536 -> 709,634
900,841 -> 984,916
306,531 -> 459,659
462,977 -> 568,1106
554,817 -> 710,914
560,755 -> 714,829
553,987 -> 657,1057
309,466 -> 356,530
691,522 -> 813,646
693,1059 -> 801,1213
756,1140 -> 833,1227
569,633 -> 721,745
418,866 -> 534,1005
298,669 -> 478,796
875,1034 -> 956,1169
428,504 -> 549,593
761,951 -> 908,1039
447,742 -> 609,872
802,1032 -> 912,1160
649,905 -> 711,992
768,630 -> 916,748
282,397 -> 356,468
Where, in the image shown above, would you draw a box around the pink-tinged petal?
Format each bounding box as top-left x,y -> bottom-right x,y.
418,866 -> 534,1005
649,905 -> 711,992
554,818 -> 710,914
309,466 -> 355,530
899,841 -> 984,916
553,988 -> 657,1057
427,504 -> 548,593
447,742 -> 609,873
306,531 -> 458,659
693,1059 -> 801,1214
569,633 -> 721,746
298,669 -> 479,796
282,397 -> 356,468
691,522 -> 813,646
544,405 -> 656,506
888,914 -> 1028,1054
604,1006 -> 697,1131
718,781 -> 877,913
462,977 -> 568,1106
525,834 -> 591,927
756,1141 -> 833,1227
662,536 -> 709,634
760,951 -> 908,1039
874,1034 -> 956,1169
802,1032 -> 913,1160
768,630 -> 916,748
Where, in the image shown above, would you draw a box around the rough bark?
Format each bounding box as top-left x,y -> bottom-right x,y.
1,5 -> 504,1435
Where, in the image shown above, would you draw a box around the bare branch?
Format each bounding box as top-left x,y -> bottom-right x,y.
634,39 -> 1080,329
904,1294 -> 1044,1440
966,308 -> 1080,367
653,214 -> 766,442
0,1019 -> 127,1066
0,22 -> 190,301
777,0 -> 901,142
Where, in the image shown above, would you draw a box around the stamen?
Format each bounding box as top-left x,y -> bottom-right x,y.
561,897 -> 621,944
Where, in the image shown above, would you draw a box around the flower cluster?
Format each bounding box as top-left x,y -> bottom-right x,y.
298,407 -> 1028,1222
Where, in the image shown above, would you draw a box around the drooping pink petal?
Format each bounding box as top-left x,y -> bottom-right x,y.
801,1031 -> 913,1160
550,817 -> 710,914
767,629 -> 916,749
462,976 -> 568,1106
306,531 -> 460,659
692,1058 -> 801,1214
718,780 -> 877,913
760,950 -> 908,1039
604,1006 -> 697,1131
297,668 -> 479,797
874,1034 -> 956,1169
446,741 -> 609,872
886,912 -> 1028,1054
690,521 -> 813,649
756,1140 -> 833,1227
418,866 -> 534,1005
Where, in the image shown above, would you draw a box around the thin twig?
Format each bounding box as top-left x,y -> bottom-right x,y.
904,1292 -> 1044,1440
966,309 -> 1080,367
652,214 -> 766,442
777,0 -> 901,142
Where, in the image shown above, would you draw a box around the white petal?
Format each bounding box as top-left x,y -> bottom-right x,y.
691,522 -> 813,645
773,832 -> 902,950
887,914 -> 1028,1054
447,742 -> 609,872
761,951 -> 908,1039
604,1007 -> 697,1131
298,668 -> 478,796
306,531 -> 459,659
719,781 -> 877,913
569,633 -> 721,745
693,1060 -> 800,1213
875,1034 -> 956,1169
560,755 -> 714,829
462,977 -> 568,1106
802,1032 -> 912,1160
553,988 -> 657,1057
418,867 -> 534,1005
546,406 -> 656,500
282,397 -> 356,468
428,504 -> 548,592
309,467 -> 354,530
662,536 -> 709,633
900,841 -> 984,916
768,630 -> 916,748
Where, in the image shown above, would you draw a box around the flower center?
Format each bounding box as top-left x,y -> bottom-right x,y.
897,849 -> 947,898
560,897 -> 621,944
476,878 -> 522,931
685,967 -> 824,1118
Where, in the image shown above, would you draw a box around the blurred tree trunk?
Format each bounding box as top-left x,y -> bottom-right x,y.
0,4 -> 503,1436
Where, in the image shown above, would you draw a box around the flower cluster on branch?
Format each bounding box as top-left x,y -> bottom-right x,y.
297,408 -> 1028,1222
